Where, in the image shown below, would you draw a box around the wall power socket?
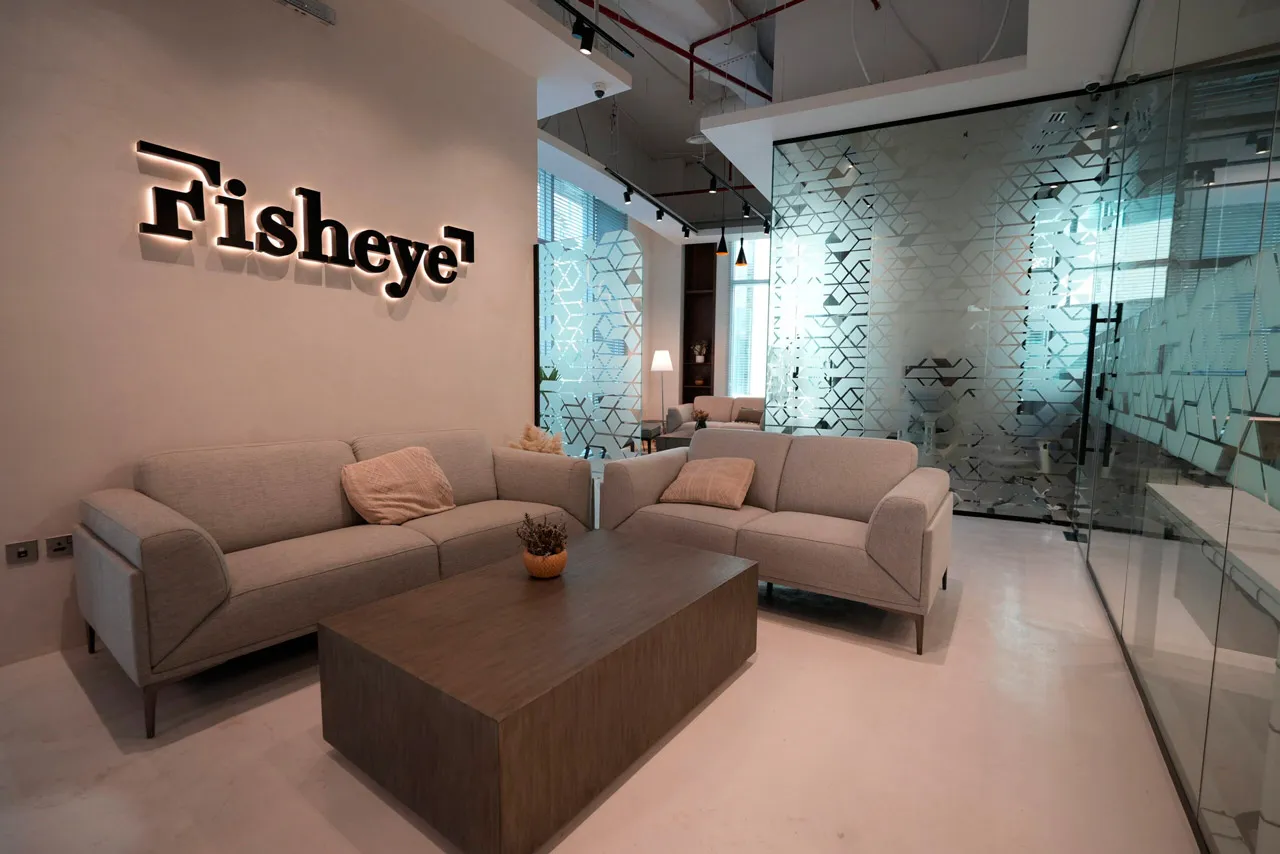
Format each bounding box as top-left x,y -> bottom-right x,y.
46,535 -> 74,558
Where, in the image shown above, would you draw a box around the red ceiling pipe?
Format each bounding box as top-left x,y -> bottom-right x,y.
688,0 -> 815,101
571,0 -> 772,102
691,0 -> 814,49
685,0 -> 879,100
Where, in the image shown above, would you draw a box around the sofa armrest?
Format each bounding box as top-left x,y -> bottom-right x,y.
666,404 -> 693,434
600,448 -> 689,530
493,447 -> 593,529
78,489 -> 230,669
865,468 -> 952,601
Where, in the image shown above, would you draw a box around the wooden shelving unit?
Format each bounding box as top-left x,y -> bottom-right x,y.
681,243 -> 717,404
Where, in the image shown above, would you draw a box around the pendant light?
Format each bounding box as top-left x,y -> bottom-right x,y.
715,228 -> 728,255
735,239 -> 748,267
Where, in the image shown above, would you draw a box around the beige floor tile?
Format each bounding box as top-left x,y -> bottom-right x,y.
0,517 -> 1197,853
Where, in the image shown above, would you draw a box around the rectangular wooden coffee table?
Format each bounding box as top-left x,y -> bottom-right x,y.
319,530 -> 758,854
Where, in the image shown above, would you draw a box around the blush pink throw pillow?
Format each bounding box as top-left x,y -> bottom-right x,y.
341,446 -> 455,524
659,457 -> 757,510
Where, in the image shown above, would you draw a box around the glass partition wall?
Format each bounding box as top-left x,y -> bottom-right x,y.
770,90 -> 1126,520
535,171 -> 643,460
767,47 -> 1280,854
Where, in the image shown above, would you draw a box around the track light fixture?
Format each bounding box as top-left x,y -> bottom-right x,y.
735,240 -> 748,267
682,225 -> 690,238
570,15 -> 595,54
1260,136 -> 1272,156
604,165 -> 696,237
763,222 -> 770,235
715,228 -> 728,255
708,176 -> 717,194
1107,117 -> 1120,131
1206,169 -> 1217,186
551,0 -> 634,56
742,202 -> 751,219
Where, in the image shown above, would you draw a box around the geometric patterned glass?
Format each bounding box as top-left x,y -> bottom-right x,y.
771,93 -> 1127,519
537,230 -> 643,459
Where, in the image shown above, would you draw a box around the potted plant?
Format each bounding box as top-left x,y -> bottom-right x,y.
693,408 -> 710,429
691,341 -> 709,364
516,513 -> 569,578
536,365 -> 560,415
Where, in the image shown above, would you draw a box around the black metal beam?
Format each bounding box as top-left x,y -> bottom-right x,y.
604,166 -> 699,234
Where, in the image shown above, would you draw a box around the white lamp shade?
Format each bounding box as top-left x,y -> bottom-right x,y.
651,350 -> 673,372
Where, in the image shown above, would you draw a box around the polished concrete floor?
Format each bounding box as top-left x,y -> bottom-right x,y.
0,517 -> 1198,853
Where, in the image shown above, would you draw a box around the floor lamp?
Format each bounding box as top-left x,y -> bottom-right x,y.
651,350 -> 673,430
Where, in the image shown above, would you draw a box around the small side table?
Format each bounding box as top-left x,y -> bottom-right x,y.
655,433 -> 694,452
638,420 -> 663,453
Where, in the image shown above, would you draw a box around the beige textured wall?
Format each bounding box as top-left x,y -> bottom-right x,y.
0,0 -> 536,666
632,222 -> 684,420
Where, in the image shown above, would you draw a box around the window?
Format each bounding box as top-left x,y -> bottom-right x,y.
537,169 -> 627,244
728,236 -> 770,397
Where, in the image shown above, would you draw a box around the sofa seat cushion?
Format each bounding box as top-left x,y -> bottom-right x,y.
155,525 -> 438,673
402,500 -> 586,579
706,421 -> 760,431
617,503 -> 769,555
737,512 -> 920,608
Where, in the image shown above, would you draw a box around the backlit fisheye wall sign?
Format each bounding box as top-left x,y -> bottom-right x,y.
137,140 -> 475,299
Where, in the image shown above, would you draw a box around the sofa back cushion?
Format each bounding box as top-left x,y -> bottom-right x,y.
693,395 -> 733,423
777,436 -> 918,522
350,429 -> 497,506
730,397 -> 765,421
689,429 -> 792,511
136,440 -> 358,553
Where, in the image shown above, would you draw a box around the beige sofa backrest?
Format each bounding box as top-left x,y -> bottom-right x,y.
729,397 -> 765,420
135,440 -> 358,553
689,429 -> 793,511
692,395 -> 765,423
692,395 -> 733,422
777,435 -> 918,523
350,429 -> 497,506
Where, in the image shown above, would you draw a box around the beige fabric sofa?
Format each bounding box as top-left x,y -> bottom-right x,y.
665,395 -> 765,435
74,429 -> 590,737
600,429 -> 952,654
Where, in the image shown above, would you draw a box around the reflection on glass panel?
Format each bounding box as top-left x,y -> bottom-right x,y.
770,94 -> 1121,519
1104,60 -> 1280,854
764,22 -> 1280,845
537,230 -> 643,459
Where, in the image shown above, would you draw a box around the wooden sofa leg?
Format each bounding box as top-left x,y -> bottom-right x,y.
143,684 -> 159,739
86,622 -> 96,654
914,614 -> 925,656
942,569 -> 948,591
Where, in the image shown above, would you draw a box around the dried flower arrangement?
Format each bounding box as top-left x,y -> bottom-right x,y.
515,514 -> 568,557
